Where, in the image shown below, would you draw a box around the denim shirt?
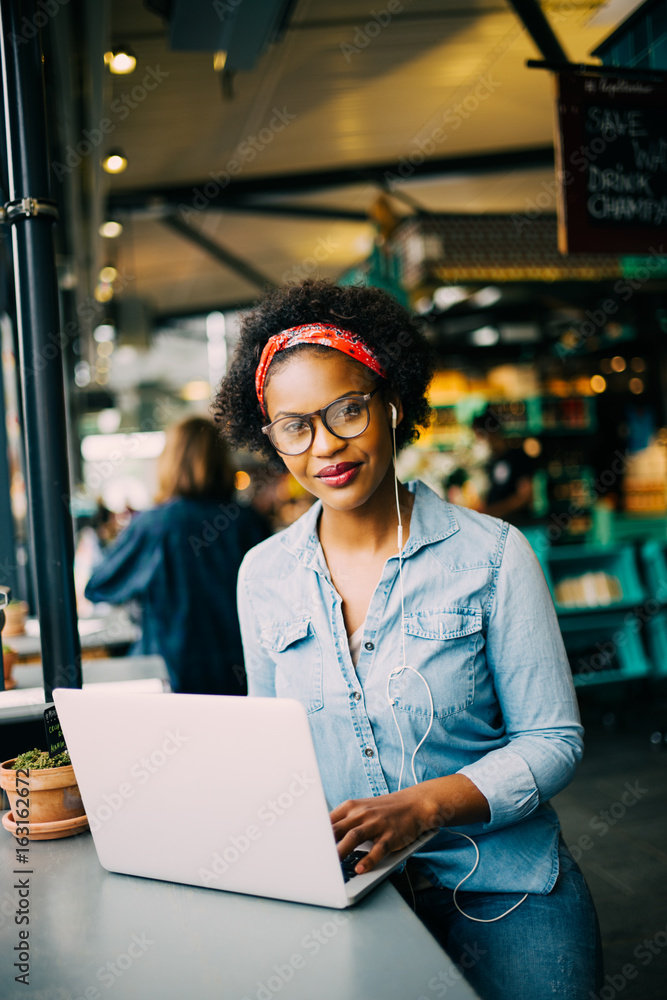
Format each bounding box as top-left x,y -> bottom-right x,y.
237,480 -> 583,894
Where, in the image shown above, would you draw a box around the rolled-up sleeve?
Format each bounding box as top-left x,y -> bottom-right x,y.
457,524 -> 583,831
237,553 -> 277,698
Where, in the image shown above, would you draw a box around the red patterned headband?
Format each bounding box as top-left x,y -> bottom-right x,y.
255,322 -> 387,416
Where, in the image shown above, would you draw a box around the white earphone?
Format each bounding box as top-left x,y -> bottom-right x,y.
385,407 -> 527,923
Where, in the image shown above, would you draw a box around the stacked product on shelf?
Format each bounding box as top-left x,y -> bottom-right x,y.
554,572 -> 622,608
623,440 -> 667,514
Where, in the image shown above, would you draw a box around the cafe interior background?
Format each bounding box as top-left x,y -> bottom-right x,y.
0,1 -> 666,996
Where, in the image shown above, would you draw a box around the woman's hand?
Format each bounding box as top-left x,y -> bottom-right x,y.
329,775 -> 490,875
330,785 -> 435,875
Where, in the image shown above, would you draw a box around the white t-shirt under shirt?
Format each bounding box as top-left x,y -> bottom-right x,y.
348,623 -> 364,668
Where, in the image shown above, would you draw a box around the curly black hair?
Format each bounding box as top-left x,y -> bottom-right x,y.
212,280 -> 435,465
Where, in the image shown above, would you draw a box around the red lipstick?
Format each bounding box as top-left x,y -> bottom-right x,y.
315,462 -> 362,487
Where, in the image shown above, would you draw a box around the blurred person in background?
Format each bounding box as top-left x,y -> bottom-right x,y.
73,503 -> 118,617
85,416 -> 269,694
472,407 -> 536,526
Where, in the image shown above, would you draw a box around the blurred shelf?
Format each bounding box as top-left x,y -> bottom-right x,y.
646,613 -> 667,678
563,614 -> 653,688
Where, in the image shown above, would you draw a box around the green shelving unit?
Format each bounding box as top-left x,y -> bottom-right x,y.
524,536 -> 655,686
641,540 -> 667,601
639,541 -> 667,678
645,613 -> 667,678
560,612 -> 653,688
606,516 -> 667,545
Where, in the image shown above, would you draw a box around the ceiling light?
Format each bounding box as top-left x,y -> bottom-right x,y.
470,286 -> 502,308
470,326 -> 500,346
433,286 -> 467,310
105,47 -> 137,75
94,284 -> 114,303
99,220 -> 123,238
414,297 -> 433,315
97,409 -> 122,434
59,268 -> 78,290
93,324 -> 116,343
102,151 -> 128,174
74,361 -> 91,387
82,432 -> 166,462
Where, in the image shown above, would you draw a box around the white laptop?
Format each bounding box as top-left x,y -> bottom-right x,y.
52,689 -> 437,908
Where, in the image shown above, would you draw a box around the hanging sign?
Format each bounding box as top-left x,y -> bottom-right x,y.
555,72 -> 667,254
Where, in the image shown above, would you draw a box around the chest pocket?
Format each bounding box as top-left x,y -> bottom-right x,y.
388,608 -> 482,719
258,616 -> 323,714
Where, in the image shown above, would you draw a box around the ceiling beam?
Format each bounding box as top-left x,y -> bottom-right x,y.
113,8 -> 510,43
108,146 -> 555,214
162,215 -> 276,291
211,202 -> 369,222
288,9 -> 509,29
505,0 -> 569,64
154,297 -> 257,324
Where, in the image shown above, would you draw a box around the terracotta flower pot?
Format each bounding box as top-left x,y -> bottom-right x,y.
3,601 -> 28,637
3,648 -> 17,689
0,758 -> 87,829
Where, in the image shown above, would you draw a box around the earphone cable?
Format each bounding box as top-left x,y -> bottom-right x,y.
388,412 -> 527,923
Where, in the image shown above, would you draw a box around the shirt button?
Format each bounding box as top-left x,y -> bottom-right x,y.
364,641 -> 374,651
364,747 -> 374,758
353,692 -> 362,701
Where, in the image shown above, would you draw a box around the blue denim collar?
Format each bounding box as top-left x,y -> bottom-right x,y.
279,479 -> 460,570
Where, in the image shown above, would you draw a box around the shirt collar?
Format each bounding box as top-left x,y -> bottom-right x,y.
279,479 -> 459,569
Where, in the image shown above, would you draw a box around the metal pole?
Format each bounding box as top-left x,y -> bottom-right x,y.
0,346 -> 18,602
0,0 -> 81,701
0,585 -> 10,693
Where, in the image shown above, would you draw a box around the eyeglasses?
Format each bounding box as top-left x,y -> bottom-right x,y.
261,388 -> 381,456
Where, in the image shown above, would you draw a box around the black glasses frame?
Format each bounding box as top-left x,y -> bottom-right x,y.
261,387 -> 381,455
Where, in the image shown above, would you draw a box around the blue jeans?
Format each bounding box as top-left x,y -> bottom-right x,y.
391,838 -> 603,1000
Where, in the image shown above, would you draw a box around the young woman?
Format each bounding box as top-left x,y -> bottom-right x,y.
214,281 -> 602,1000
85,416 -> 268,694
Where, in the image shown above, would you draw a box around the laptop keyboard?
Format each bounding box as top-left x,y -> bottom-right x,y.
340,850 -> 369,883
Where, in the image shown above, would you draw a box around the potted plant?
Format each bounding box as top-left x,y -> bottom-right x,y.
3,599 -> 28,636
2,644 -> 17,690
0,749 -> 89,841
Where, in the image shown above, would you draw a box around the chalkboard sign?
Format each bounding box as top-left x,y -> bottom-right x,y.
555,73 -> 667,254
44,705 -> 68,759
